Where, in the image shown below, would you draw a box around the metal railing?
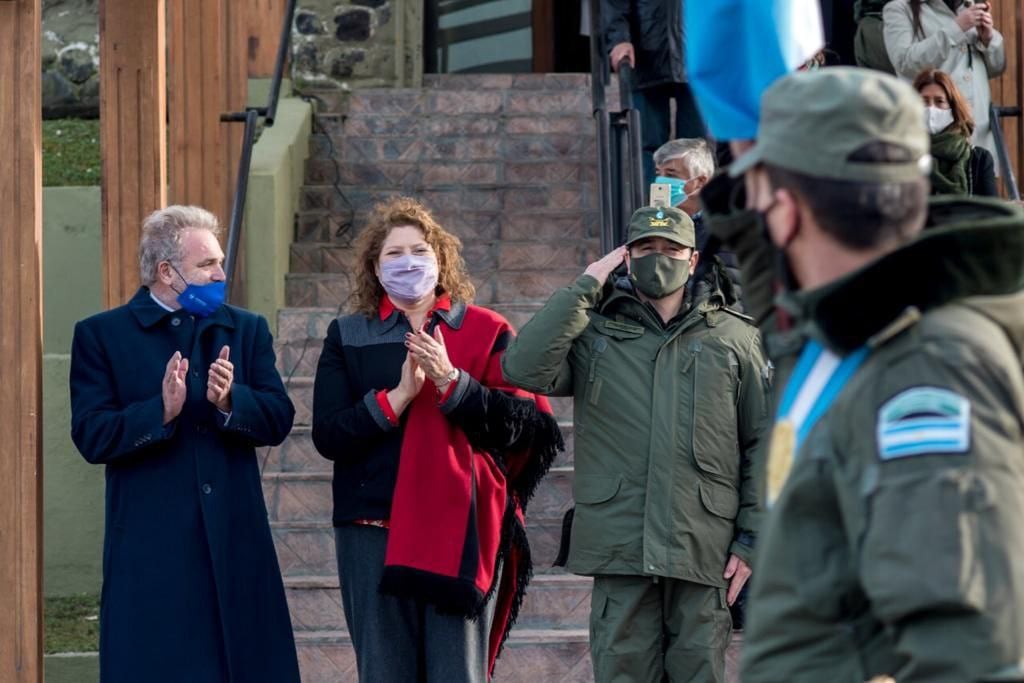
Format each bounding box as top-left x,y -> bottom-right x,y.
990,104 -> 1021,201
588,0 -> 645,253
219,0 -> 299,301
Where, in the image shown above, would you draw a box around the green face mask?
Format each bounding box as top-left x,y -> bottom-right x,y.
630,253 -> 691,299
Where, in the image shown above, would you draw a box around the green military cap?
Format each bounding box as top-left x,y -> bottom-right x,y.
730,67 -> 932,183
625,205 -> 696,248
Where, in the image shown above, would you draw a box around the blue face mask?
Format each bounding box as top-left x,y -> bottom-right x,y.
170,265 -> 226,318
655,176 -> 689,207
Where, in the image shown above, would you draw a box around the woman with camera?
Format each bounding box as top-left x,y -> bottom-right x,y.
883,0 -> 1006,158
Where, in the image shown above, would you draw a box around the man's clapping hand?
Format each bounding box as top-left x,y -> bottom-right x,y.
163,351 -> 189,425
207,345 -> 234,413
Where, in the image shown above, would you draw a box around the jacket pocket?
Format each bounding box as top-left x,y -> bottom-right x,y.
698,480 -> 739,520
574,474 -> 622,505
689,344 -> 741,481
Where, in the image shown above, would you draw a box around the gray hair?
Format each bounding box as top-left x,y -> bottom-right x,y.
653,138 -> 716,179
139,205 -> 221,285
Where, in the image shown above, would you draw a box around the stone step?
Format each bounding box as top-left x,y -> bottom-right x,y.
272,517 -> 569,579
284,573 -> 593,633
298,184 -> 598,217
289,239 -> 599,276
294,630 -> 742,683
301,72 -> 621,114
262,467 -> 574,526
318,112 -> 599,140
294,208 -> 601,245
304,158 -> 599,191
294,628 -> 595,682
307,133 -> 599,165
263,424 -> 575,475
284,376 -> 575,428
285,269 -> 584,308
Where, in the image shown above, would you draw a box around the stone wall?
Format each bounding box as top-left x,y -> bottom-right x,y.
291,0 -> 421,92
42,0 -> 100,118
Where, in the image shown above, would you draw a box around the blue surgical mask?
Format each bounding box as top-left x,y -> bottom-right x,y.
655,176 -> 688,207
170,265 -> 226,318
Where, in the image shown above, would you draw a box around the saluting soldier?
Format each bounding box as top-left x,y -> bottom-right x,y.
502,206 -> 772,682
708,67 -> 1024,682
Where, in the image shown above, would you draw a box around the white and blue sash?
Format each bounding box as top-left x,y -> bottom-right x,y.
767,340 -> 869,505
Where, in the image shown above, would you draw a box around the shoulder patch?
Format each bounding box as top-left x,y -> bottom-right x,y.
876,387 -> 971,460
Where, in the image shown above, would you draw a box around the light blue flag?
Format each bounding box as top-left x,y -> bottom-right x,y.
685,0 -> 824,140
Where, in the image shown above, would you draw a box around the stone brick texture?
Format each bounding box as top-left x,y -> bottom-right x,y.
271,74 -> 741,681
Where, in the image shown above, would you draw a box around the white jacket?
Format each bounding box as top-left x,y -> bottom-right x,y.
883,0 -> 1006,157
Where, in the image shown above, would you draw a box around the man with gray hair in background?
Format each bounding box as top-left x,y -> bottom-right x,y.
654,137 -> 744,310
69,205 -> 300,683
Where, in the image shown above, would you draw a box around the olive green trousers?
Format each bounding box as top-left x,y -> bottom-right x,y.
590,575 -> 732,683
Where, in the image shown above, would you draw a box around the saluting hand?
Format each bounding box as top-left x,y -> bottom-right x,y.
163,351 -> 189,425
207,345 -> 234,412
583,246 -> 628,286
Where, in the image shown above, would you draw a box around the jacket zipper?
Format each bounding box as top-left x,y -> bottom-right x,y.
588,337 -> 608,405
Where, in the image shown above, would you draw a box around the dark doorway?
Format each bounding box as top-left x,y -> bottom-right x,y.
532,0 -> 591,73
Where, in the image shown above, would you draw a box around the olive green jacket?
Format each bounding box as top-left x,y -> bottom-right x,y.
502,274 -> 771,587
737,198 -> 1024,683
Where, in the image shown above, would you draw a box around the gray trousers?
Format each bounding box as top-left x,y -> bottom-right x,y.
334,524 -> 497,683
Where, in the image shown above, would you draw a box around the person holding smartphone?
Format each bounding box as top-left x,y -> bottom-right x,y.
883,0 -> 1007,158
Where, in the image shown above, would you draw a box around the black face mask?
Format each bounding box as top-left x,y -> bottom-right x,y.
756,201 -> 800,295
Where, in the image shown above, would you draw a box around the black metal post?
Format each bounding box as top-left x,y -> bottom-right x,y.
589,0 -> 616,252
224,110 -> 259,302
617,63 -> 644,223
264,0 -> 299,126
991,105 -> 1021,201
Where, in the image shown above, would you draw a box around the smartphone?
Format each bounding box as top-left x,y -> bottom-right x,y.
650,182 -> 672,208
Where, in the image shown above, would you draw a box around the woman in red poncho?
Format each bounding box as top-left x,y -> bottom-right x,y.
311,197 -> 562,681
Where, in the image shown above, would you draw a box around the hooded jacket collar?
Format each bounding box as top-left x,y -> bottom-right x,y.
780,197 -> 1024,354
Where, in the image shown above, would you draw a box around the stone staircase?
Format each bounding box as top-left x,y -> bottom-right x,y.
265,73 -> 741,682
267,73 -> 602,682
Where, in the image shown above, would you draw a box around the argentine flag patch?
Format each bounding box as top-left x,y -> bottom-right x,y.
877,387 -> 971,460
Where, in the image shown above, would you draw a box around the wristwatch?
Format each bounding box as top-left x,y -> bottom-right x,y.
435,367 -> 459,388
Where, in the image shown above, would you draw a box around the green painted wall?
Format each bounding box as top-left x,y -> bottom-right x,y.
43,187 -> 105,597
245,87 -> 312,334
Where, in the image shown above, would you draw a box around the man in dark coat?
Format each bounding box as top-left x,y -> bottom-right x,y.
70,205 -> 300,683
603,0 -> 707,186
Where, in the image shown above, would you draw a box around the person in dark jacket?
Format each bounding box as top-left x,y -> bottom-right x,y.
603,0 -> 707,186
311,197 -> 562,683
854,0 -> 897,72
69,205 -> 299,683
914,68 -> 998,197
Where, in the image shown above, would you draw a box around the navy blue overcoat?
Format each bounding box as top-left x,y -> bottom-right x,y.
70,287 -> 299,683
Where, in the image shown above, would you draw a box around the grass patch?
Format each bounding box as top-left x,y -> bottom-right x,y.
43,119 -> 101,187
45,594 -> 100,654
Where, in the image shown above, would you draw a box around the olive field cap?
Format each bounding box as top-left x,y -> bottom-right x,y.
729,67 -> 932,182
625,206 -> 696,248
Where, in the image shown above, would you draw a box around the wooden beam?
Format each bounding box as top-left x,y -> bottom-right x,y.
0,1 -> 43,681
99,0 -> 168,308
167,0 -> 247,298
246,0 -> 289,78
992,0 -> 1023,190
532,0 -> 555,73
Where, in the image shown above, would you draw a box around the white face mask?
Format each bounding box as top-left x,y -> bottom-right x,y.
926,106 -> 956,135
